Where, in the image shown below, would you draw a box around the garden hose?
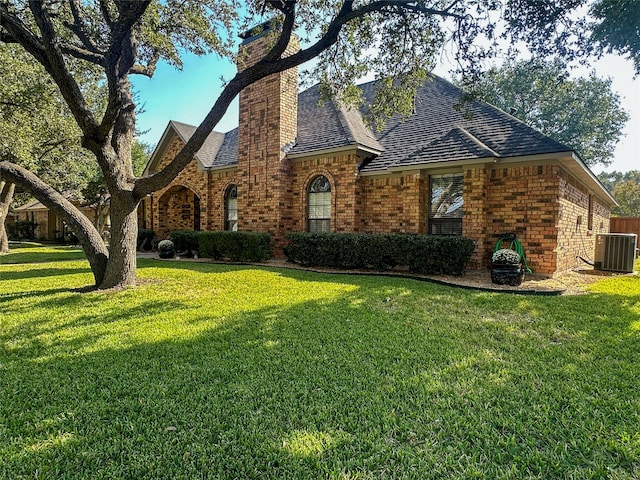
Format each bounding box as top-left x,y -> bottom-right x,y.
494,235 -> 533,273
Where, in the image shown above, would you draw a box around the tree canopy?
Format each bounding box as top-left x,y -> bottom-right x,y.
467,59 -> 629,168
0,44 -> 97,194
598,170 -> 640,216
590,0 -> 640,74
0,43 -> 100,251
1,0 -> 637,289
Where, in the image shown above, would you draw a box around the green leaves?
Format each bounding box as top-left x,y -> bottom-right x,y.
0,44 -> 96,194
591,0 -> 640,74
469,58 -> 629,168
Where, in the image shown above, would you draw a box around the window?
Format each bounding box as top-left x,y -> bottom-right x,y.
224,184 -> 238,231
429,173 -> 463,235
587,194 -> 594,230
307,175 -> 331,232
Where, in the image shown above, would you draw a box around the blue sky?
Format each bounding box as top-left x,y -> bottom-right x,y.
131,50 -> 639,174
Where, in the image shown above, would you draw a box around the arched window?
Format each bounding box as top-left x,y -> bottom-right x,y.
307,175 -> 331,232
224,184 -> 238,231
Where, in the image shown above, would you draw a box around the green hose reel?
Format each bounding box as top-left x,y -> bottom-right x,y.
493,233 -> 532,274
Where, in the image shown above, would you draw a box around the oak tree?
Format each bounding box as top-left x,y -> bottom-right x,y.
0,43 -> 98,252
599,170 -> 640,216
468,59 -> 629,168
0,0 -> 625,288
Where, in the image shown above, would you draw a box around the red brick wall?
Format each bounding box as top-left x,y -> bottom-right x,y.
482,165 -> 560,275
360,173 -> 426,234
236,32 -> 299,245
207,169 -> 239,231
290,152 -> 362,233
147,136 -> 208,238
463,167 -> 489,270
556,168 -> 610,273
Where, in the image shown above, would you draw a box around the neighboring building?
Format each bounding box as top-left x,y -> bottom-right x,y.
12,193 -> 97,241
141,24 -> 616,276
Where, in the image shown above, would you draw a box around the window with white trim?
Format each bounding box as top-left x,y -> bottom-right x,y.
307,175 -> 331,233
224,184 -> 238,231
429,173 -> 463,235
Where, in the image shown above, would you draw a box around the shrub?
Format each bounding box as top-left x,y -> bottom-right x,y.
6,220 -> 36,240
197,231 -> 272,262
169,230 -> 199,256
285,232 -> 475,275
158,239 -> 175,259
137,229 -> 155,251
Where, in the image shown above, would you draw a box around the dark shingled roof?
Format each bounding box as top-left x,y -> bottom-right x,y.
165,75 -> 573,172
169,120 -> 226,169
356,76 -> 572,172
288,84 -> 383,155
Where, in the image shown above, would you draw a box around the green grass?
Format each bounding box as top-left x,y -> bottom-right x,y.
0,241 -> 88,264
1,245 -> 639,479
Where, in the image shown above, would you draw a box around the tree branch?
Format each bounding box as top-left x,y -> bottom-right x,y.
134,0 -> 460,197
98,0 -> 115,29
65,0 -> 103,55
0,3 -> 48,66
262,4 -> 297,63
59,42 -> 106,65
0,158 -> 108,285
98,1 -> 151,139
129,50 -> 160,77
27,1 -> 100,136
0,180 -> 14,204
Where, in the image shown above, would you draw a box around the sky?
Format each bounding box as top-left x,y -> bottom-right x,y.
132,48 -> 639,175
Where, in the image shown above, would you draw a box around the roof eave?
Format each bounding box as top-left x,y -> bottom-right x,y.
142,121 -> 183,177
287,144 -> 382,161
203,164 -> 238,173
561,152 -> 618,207
362,156 -> 499,176
497,151 -> 617,206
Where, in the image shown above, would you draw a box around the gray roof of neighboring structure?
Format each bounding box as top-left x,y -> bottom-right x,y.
162,75 -> 574,172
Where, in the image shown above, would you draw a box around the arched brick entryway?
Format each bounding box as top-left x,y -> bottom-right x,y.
156,185 -> 201,238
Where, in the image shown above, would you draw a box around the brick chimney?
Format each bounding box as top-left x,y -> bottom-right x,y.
236,21 -> 299,246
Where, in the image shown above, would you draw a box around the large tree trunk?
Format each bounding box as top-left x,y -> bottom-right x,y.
0,160 -> 109,285
99,191 -> 139,289
0,181 -> 15,253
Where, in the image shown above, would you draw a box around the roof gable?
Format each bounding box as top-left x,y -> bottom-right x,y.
143,120 -> 227,175
148,76 -> 575,173
357,76 -> 572,172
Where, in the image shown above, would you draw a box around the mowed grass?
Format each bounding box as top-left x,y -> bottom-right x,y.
1,246 -> 639,479
0,242 -> 88,264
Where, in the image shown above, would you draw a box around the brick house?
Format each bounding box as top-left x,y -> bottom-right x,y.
12,193 -> 96,241
142,26 -> 616,276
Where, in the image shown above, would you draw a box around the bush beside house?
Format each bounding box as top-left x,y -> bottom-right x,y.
285,232 -> 475,275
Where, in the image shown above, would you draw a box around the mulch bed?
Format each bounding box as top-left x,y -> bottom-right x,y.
143,252 -> 634,295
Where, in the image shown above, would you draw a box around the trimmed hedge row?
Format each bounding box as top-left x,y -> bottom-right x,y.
284,232 -> 475,275
168,230 -> 272,262
169,230 -> 199,255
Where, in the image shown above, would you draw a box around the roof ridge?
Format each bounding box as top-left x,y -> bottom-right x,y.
454,126 -> 501,158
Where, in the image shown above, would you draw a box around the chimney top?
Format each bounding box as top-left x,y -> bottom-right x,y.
239,20 -> 276,44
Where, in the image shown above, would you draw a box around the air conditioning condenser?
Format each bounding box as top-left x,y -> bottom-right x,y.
594,233 -> 637,273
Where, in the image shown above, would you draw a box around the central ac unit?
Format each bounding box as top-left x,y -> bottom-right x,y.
594,233 -> 637,273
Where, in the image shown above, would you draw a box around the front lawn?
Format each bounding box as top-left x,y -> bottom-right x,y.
0,241 -> 88,264
1,246 -> 639,479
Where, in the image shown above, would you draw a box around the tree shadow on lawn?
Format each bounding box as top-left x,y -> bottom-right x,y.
0,264 -> 92,281
0,248 -> 87,265
1,271 -> 639,479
